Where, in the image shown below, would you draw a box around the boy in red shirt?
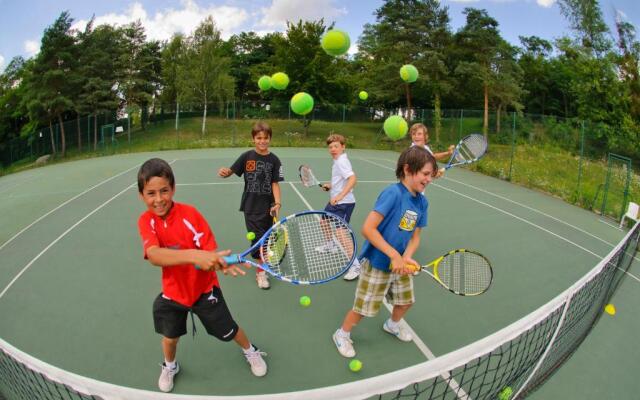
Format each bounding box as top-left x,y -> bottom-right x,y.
137,158 -> 267,393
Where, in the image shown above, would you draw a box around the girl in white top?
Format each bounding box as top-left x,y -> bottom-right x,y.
409,123 -> 454,178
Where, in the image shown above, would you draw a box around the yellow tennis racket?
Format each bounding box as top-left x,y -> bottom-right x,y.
413,249 -> 493,296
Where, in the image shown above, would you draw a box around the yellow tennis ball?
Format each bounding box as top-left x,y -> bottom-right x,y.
383,115 -> 408,141
358,90 -> 368,101
246,232 -> 256,241
321,29 -> 350,56
299,295 -> 311,307
271,72 -> 289,90
604,303 -> 616,315
497,386 -> 513,400
349,359 -> 362,372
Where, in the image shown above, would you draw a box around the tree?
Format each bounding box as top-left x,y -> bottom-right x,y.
23,11 -> 77,158
76,21 -> 123,150
0,57 -> 30,145
518,36 -> 553,115
557,0 -> 611,57
160,33 -> 186,109
453,8 -> 504,136
178,17 -> 234,135
490,42 -> 525,133
615,19 -> 640,119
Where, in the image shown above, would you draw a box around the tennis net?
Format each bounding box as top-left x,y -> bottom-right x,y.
1,221 -> 639,400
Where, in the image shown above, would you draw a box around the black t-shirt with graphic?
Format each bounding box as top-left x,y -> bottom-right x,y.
230,150 -> 284,214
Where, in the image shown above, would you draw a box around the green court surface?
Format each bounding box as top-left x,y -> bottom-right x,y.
0,147 -> 638,399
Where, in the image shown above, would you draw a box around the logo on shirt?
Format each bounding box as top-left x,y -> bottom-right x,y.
399,210 -> 418,231
246,160 -> 256,172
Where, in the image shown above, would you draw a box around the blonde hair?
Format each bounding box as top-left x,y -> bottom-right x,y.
409,123 -> 428,137
326,133 -> 346,146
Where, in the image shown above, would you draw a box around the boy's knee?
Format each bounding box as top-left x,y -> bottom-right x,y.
209,322 -> 239,342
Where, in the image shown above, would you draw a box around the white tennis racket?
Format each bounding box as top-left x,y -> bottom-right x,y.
445,134 -> 488,170
298,165 -> 328,190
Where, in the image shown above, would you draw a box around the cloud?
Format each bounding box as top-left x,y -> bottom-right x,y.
72,0 -> 249,41
447,0 -> 480,3
258,0 -> 347,29
0,55 -> 5,71
536,0 -> 556,7
24,40 -> 40,56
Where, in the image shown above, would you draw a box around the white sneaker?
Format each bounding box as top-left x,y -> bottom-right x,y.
256,271 -> 270,289
383,320 -> 412,342
158,362 -> 180,393
243,346 -> 268,377
315,241 -> 339,253
343,263 -> 361,281
332,330 -> 356,358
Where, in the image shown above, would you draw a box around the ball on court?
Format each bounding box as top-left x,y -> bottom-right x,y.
399,64 -> 419,83
271,72 -> 289,90
290,92 -> 314,115
246,232 -> 256,241
299,295 -> 311,307
258,75 -> 272,91
358,91 -> 368,101
604,303 -> 616,315
349,359 -> 362,372
383,115 -> 408,141
497,386 -> 513,400
321,29 -> 350,56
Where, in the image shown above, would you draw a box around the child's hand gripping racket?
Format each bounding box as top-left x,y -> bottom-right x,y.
299,165 -> 329,191
412,249 -> 493,296
225,210 -> 357,285
445,134 -> 488,170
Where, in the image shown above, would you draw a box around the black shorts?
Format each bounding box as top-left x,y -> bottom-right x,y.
324,202 -> 356,223
153,286 -> 238,341
244,212 -> 273,259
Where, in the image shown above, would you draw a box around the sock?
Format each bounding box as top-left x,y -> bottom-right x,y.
243,344 -> 256,353
386,319 -> 399,330
336,328 -> 350,338
164,360 -> 176,370
352,258 -> 361,267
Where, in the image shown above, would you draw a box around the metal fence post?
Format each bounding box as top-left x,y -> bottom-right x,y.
508,111 -> 516,181
576,121 -> 585,203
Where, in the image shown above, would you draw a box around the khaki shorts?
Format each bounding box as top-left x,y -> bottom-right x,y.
352,258 -> 415,317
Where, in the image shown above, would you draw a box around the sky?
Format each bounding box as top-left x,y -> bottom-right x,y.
0,0 -> 638,72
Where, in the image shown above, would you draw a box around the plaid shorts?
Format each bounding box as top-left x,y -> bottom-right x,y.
352,258 -> 415,317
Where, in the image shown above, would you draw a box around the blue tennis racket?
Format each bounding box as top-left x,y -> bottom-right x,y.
445,133 -> 488,170
224,210 -> 357,285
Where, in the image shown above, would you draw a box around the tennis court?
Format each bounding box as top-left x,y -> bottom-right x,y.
0,147 -> 638,399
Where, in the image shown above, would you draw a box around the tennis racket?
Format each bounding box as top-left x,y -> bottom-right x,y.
270,211 -> 287,265
413,249 -> 493,296
445,134 -> 488,170
298,165 -> 328,190
224,210 -> 357,285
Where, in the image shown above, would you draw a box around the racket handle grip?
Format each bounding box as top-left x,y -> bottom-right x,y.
223,255 -> 242,265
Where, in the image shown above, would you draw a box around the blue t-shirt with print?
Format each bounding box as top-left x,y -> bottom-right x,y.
359,183 -> 428,271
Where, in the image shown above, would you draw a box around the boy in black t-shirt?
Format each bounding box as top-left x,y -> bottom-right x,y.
218,121 -> 284,289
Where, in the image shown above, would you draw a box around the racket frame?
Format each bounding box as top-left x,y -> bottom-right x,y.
444,133 -> 488,170
418,248 -> 493,296
224,210 -> 357,285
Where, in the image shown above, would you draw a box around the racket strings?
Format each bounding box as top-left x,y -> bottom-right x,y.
438,252 -> 492,295
299,165 -> 319,187
263,213 -> 354,283
454,135 -> 487,163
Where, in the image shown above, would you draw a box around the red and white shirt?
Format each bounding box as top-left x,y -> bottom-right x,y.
138,202 -> 219,307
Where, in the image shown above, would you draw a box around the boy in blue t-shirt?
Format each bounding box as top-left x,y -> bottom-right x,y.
332,146 -> 437,358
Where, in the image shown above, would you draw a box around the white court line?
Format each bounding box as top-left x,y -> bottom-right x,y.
0,160 -> 177,299
0,183 -> 136,300
287,181 -> 469,399
0,164 -> 140,252
356,157 -> 640,283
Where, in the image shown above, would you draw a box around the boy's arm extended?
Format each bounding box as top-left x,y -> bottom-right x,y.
146,247 -> 245,275
330,174 -> 357,205
432,145 -> 455,162
402,228 -> 421,267
270,181 -> 281,216
361,211 -> 414,276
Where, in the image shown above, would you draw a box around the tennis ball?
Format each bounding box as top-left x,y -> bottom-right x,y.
321,29 -> 350,56
383,115 -> 408,141
358,91 -> 368,101
246,232 -> 256,241
604,303 -> 616,315
349,359 -> 362,372
290,92 -> 314,116
497,386 -> 513,400
299,295 -> 311,307
271,72 -> 289,90
399,64 -> 419,83
258,75 -> 272,91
